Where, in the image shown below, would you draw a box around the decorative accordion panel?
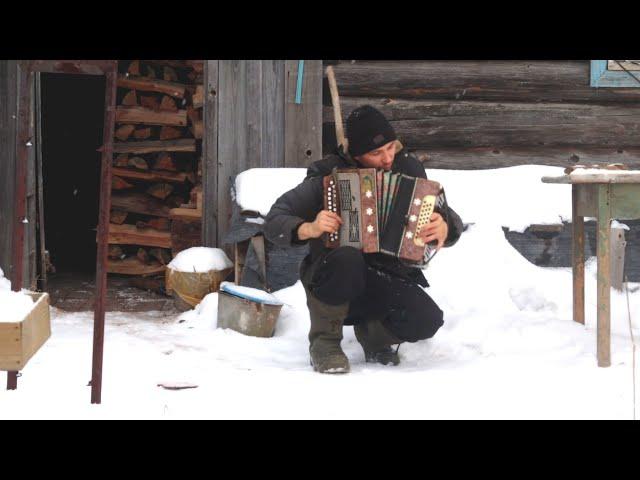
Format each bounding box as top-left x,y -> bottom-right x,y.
323,169 -> 446,265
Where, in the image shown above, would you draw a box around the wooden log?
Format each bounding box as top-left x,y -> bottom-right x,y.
572,184 -> 585,325
187,106 -> 200,124
169,207 -> 202,221
140,95 -> 160,110
185,60 -> 204,73
112,139 -> 196,154
146,183 -> 174,200
107,257 -> 165,276
116,106 -> 187,127
133,127 -> 152,140
128,156 -> 149,170
159,126 -> 183,140
110,210 -> 128,225
171,217 -> 202,256
114,153 -> 130,167
325,99 -> 640,149
143,60 -> 188,69
111,192 -> 171,217
190,185 -> 203,208
597,184 -> 612,367
115,124 -> 135,141
143,63 -> 158,79
159,95 -> 178,112
122,89 -> 138,106
116,74 -> 186,98
192,85 -> 204,108
128,275 -> 166,293
136,218 -> 170,231
112,176 -> 134,190
187,72 -> 204,84
149,248 -> 172,265
170,187 -> 202,220
127,60 -> 140,76
112,167 -> 189,184
186,106 -> 202,138
108,245 -> 124,260
190,120 -> 203,139
154,152 -> 177,171
163,66 -> 178,82
108,223 -> 171,248
166,195 -> 186,209
330,60 -> 640,103
137,248 -> 151,264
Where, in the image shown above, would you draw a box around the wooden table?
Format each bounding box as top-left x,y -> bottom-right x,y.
542,172 -> 640,367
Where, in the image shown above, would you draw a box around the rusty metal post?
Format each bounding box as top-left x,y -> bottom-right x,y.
7,372 -> 18,390
12,64 -> 32,292
572,184 -> 585,325
91,67 -> 117,404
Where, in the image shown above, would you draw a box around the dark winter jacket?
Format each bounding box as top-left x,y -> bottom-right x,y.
263,147 -> 464,287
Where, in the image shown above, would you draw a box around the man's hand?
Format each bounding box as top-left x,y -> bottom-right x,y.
297,210 -> 343,241
418,212 -> 448,250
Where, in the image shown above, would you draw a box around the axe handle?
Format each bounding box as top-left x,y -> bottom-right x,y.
325,65 -> 348,152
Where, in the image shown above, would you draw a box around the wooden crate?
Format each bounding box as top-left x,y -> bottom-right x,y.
0,292 -> 51,371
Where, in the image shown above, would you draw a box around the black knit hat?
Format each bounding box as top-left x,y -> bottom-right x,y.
346,105 -> 397,157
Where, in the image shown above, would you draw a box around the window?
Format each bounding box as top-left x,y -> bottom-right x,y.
591,60 -> 640,87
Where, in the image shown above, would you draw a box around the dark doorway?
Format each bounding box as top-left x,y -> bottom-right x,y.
40,73 -> 105,275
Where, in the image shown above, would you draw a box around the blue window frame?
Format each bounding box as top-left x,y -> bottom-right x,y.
591,60 -> 640,87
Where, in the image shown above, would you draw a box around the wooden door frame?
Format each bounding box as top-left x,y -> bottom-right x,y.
13,60 -> 117,404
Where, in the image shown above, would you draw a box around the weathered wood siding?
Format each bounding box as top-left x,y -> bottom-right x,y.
204,60 -> 322,248
323,61 -> 640,169
0,61 -> 17,281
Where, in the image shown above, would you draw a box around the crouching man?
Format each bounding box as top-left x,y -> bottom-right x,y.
264,106 -> 463,373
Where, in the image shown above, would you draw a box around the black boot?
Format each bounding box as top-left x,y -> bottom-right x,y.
354,317 -> 402,366
305,287 -> 350,374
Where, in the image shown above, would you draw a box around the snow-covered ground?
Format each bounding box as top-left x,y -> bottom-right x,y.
1,165 -> 639,419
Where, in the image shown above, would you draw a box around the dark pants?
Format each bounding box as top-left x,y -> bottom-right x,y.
301,247 -> 444,343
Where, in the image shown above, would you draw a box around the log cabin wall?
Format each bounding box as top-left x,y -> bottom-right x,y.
323,61 -> 640,169
0,61 -> 18,282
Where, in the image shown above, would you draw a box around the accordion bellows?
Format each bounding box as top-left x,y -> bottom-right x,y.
323,168 -> 446,265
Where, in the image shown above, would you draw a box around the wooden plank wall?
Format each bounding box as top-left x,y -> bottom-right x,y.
204,60 -> 322,248
323,61 -> 640,169
0,61 -> 17,282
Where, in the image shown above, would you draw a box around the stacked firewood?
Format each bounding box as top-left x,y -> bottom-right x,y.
107,60 -> 204,285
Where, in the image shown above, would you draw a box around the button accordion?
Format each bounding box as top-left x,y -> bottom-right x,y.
323,168 -> 447,265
